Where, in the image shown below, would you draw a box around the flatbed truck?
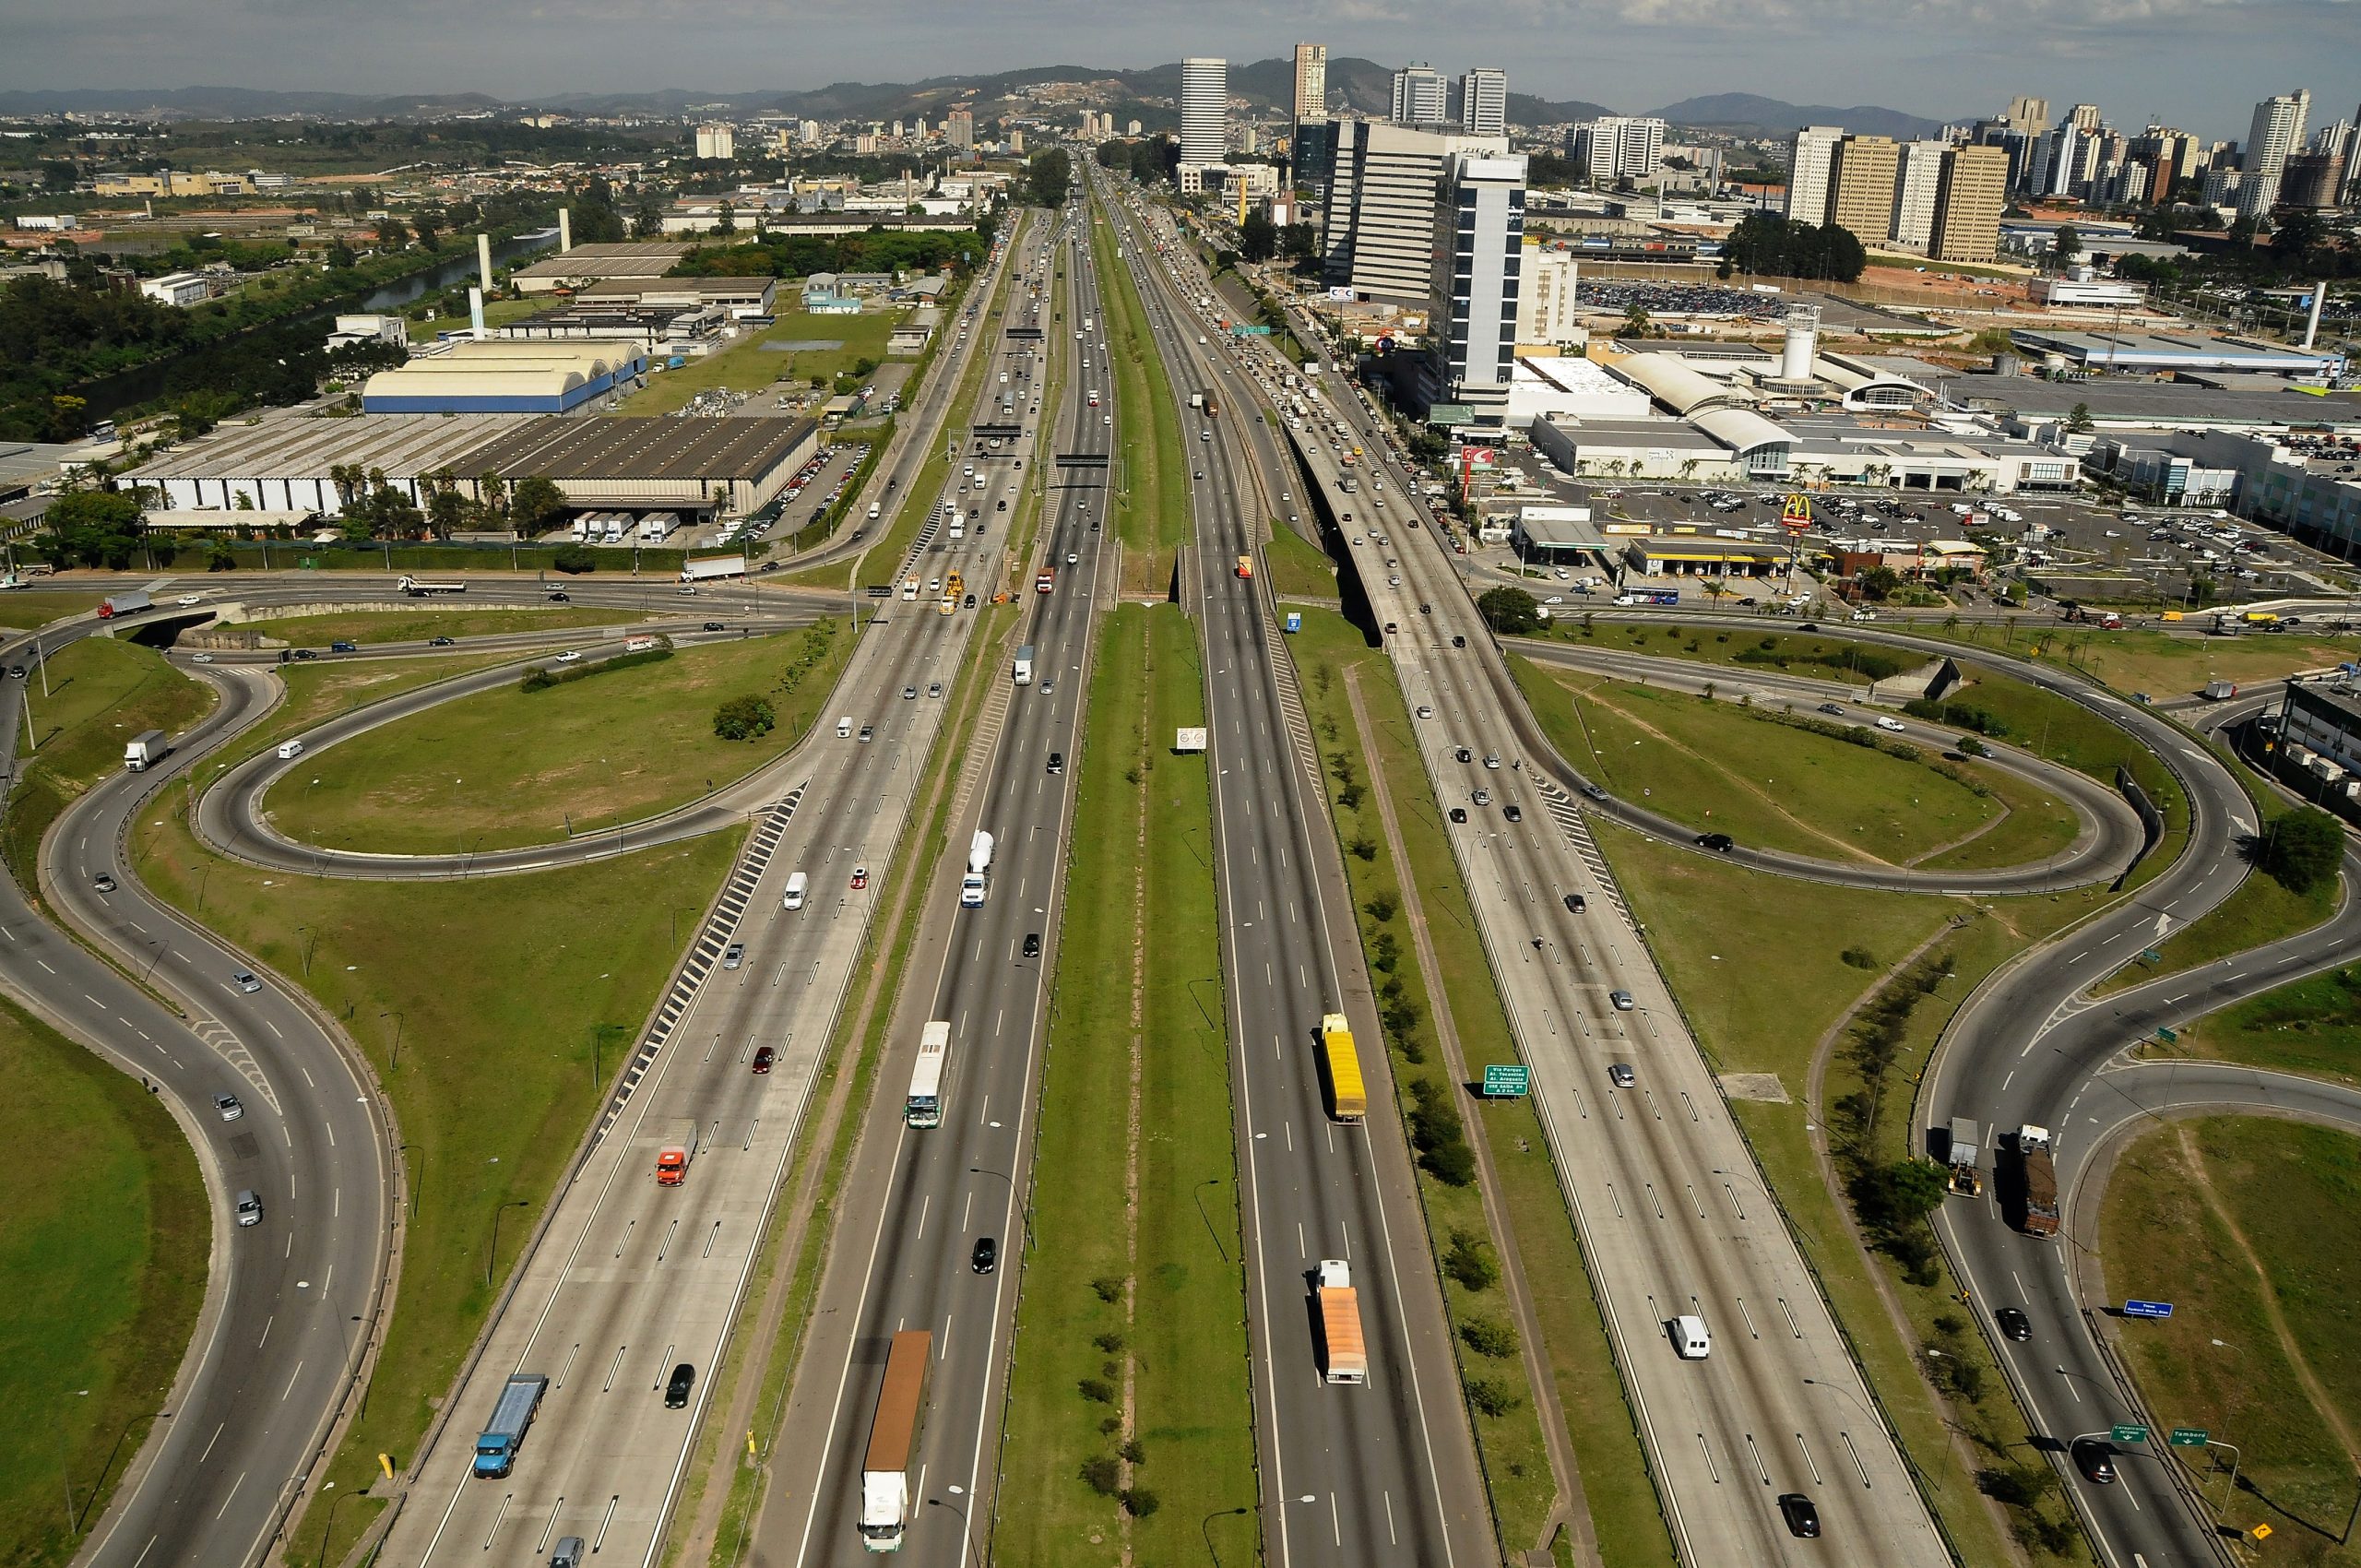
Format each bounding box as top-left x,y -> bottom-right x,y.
473,1372 -> 549,1478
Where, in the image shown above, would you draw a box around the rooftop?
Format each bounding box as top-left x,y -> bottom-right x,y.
510,242 -> 691,282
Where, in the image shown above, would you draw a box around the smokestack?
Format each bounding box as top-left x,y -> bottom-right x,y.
477,232 -> 493,295
1781,303 -> 1821,381
558,208 -> 572,254
469,286 -> 486,339
2303,281 -> 2327,350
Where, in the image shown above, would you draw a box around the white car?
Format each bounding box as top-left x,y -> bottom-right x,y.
555,650 -> 584,663
175,594 -> 204,606
1874,716 -> 1906,733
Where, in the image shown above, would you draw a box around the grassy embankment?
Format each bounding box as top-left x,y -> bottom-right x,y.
1262,524 -> 1337,601
0,591 -> 111,629
1288,610 -> 1667,1565
1088,208 -> 1190,594
136,757 -> 746,1565
672,599 -> 1022,1566
265,624 -> 846,854
2100,1119 -> 2361,1565
618,304 -> 900,416
2143,966 -> 2361,1083
0,636 -> 217,897
232,605 -> 644,647
998,604 -> 1255,1564
1600,823 -> 2092,1562
1924,618 -> 2361,699
1513,661 -> 2076,870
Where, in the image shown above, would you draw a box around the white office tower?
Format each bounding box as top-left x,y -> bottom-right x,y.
1392,64 -> 1448,126
1424,151 -> 1528,418
1460,68 -> 1508,137
2239,89 -> 2311,217
1786,125 -> 1844,222
1323,120 -> 1513,303
1889,140 -> 1948,248
1180,57 -> 1228,165
1293,42 -> 1328,122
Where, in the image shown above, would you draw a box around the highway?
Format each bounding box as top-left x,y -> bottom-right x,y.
753,199 -> 1114,1566
351,217 -> 1037,1567
1101,175 -> 1496,1563
0,654 -> 390,1568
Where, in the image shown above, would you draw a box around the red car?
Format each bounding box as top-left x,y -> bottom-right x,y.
752,1046 -> 775,1075
849,865 -> 869,890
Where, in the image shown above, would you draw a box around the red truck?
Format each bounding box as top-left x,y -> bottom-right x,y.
1035,567 -> 1055,594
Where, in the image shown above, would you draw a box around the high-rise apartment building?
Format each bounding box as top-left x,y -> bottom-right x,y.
2004,96 -> 2051,137
1826,135 -> 1899,245
1323,119 -> 1511,303
2066,102 -> 2103,133
1293,43 -> 1328,122
1930,144 -> 2008,262
1460,68 -> 1508,137
694,123 -> 734,160
947,110 -> 974,151
1889,140 -> 1948,249
1180,57 -> 1228,166
1391,64 -> 1448,126
1786,125 -> 1844,223
2239,89 -> 2311,217
1518,240 -> 1581,347
1423,150 -> 1528,416
1569,117 -> 1666,182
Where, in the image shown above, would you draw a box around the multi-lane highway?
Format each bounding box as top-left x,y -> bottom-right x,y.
1100,175 -> 1496,1564
749,198 -> 1112,1568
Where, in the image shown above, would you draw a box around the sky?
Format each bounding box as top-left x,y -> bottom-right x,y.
6,0 -> 2358,141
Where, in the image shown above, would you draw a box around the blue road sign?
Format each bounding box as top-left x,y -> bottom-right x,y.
1285,612 -> 1302,633
2123,1300 -> 2175,1320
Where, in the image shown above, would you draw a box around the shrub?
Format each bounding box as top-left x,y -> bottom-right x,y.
1119,1438 -> 1145,1465
1465,1376 -> 1523,1418
713,694 -> 777,741
1093,1331 -> 1127,1354
1423,1139 -> 1477,1187
552,543 -> 598,574
1080,1455 -> 1122,1494
1078,1377 -> 1116,1404
1460,1316 -> 1520,1358
1840,946 -> 1879,969
1091,1275 -> 1124,1303
1444,1227 -> 1498,1292
1120,1487 -> 1160,1518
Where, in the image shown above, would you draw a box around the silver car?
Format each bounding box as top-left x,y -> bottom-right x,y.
1609,990 -> 1635,1012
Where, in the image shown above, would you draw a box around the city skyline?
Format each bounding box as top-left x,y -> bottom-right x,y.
5,5 -> 2355,142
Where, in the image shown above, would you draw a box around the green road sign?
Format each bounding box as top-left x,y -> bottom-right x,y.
1482,1063 -> 1530,1098
2111,1423 -> 2151,1444
2155,1026 -> 2178,1043
2168,1428 -> 2210,1447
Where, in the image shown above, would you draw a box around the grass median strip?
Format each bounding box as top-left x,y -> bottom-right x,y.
997,603 -> 1254,1564
1288,610 -> 1665,1564
231,606 -> 644,647
0,995 -> 206,1568
1088,208 -> 1190,587
132,800 -> 745,1567
264,624 -> 847,854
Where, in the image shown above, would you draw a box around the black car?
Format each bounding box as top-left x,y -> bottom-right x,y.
665,1363 -> 696,1409
703,621 -> 726,632
1797,621 -> 1818,632
1816,702 -> 1845,717
5,665 -> 20,679
1022,932 -> 1041,959
1696,832 -> 1735,852
1776,1493 -> 1821,1538
428,636 -> 457,647
1452,635 -> 1466,648
548,591 -> 571,603
1503,804 -> 1523,823
1995,1306 -> 2033,1342
971,1236 -> 999,1274
1048,752 -> 1064,774
291,647 -> 319,660
1448,807 -> 1467,823
2071,1440 -> 2118,1484
1563,893 -> 1585,913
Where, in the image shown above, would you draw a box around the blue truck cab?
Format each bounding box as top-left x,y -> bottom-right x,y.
474,1372 -> 549,1478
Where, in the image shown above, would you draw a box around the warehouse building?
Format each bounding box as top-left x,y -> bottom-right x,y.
360,340 -> 650,414
496,302 -> 730,355
2005,328 -> 2343,381
511,242 -> 694,295
576,276 -> 777,317
125,412 -> 815,521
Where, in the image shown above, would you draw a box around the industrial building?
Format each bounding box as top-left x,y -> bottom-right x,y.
125,412 -> 816,521
494,302 -> 730,356
360,340 -> 650,414
2004,328 -> 2343,380
511,243 -> 694,295
575,276 -> 777,317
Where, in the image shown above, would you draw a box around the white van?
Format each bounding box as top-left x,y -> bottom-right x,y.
867,502 -> 882,522
277,741 -> 303,760
1671,1315 -> 1712,1360
836,716 -> 854,739
783,872 -> 808,911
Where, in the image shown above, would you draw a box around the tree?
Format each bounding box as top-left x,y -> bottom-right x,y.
1240,211 -> 1277,265
2050,224 -> 2082,274
508,476 -> 567,539
2258,807 -> 2343,894
715,201 -> 736,235
2272,209 -> 2327,270
1622,303 -> 1653,339
374,216 -> 410,251
1023,148 -> 1072,208
1477,586 -> 1542,635
37,487 -> 146,568
1857,565 -> 1903,601
713,695 -> 777,741
2064,402 -> 2094,434
1279,221 -> 1317,261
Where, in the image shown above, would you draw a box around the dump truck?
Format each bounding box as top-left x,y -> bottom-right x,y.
1318,1013 -> 1366,1123
656,1119 -> 699,1186
1315,1259 -> 1367,1384
396,575 -> 467,597
860,1330 -> 932,1550
962,831 -> 993,909
473,1372 -> 549,1478
2015,1124 -> 2059,1236
96,589 -> 152,619
1946,1116 -> 1984,1197
124,729 -> 169,771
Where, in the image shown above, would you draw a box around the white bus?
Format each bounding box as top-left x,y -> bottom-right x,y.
907,1021 -> 951,1128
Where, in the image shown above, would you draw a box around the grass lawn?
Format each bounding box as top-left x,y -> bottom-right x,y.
1925,620 -> 2361,700
998,604 -> 1255,1566
618,304 -> 903,416
0,590 -> 112,629
263,624 -> 848,853
1090,209 -> 1191,591
0,636 -> 217,897
2098,861 -> 2336,995
1599,825 -> 2091,1563
0,997 -> 206,1568
240,606 -> 644,647
1916,760 -> 2087,873
132,802 -> 745,1567
1289,611 -> 1652,1561
2100,1119 -> 2361,1564
1514,661 -> 2042,867
2161,967 -> 2361,1084
1261,524 -> 1336,600
1547,619 -> 1916,689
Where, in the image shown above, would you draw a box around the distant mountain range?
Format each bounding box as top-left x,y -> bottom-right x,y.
0,76 -> 1946,143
